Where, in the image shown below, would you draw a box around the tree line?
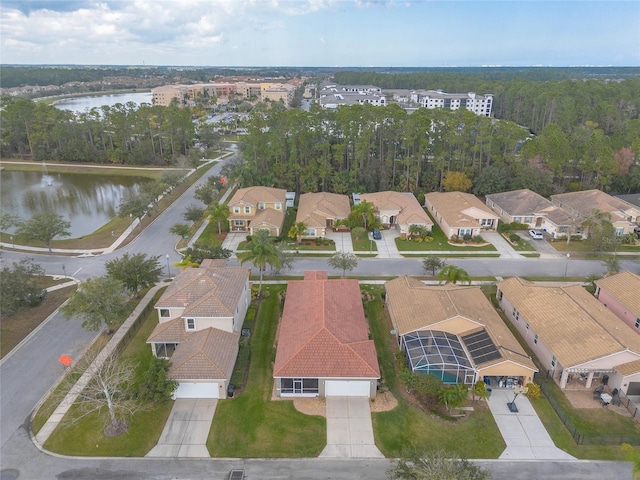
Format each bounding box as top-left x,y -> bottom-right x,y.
229,102 -> 640,198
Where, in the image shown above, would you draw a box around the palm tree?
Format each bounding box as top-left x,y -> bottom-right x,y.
288,221 -> 308,245
208,203 -> 229,235
237,229 -> 280,296
437,265 -> 471,285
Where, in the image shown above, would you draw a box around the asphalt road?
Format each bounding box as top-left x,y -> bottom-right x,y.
0,152 -> 638,479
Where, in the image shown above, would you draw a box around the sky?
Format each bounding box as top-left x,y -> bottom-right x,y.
1,0 -> 639,67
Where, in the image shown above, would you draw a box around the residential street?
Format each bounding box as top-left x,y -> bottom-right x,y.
0,152 -> 638,479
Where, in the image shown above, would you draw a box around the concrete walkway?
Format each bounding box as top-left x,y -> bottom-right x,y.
325,231 -> 354,254
376,230 -> 402,258
221,232 -> 247,257
146,398 -> 217,458
319,397 -> 384,458
487,388 -> 576,460
482,232 -> 523,259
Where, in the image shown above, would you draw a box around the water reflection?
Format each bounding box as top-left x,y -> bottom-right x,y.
1,170 -> 150,238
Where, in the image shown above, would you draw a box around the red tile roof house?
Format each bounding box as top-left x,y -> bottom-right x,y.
147,259 -> 251,399
227,186 -> 287,236
295,192 -> 351,238
358,191 -> 433,235
595,271 -> 640,333
273,271 -> 380,398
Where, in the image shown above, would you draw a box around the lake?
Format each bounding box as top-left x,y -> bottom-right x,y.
54,91 -> 152,113
0,169 -> 150,238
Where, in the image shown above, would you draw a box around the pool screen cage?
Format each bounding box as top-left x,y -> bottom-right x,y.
402,330 -> 476,384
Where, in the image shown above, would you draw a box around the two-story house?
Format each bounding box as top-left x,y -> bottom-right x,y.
146,259 -> 251,399
227,186 -> 287,236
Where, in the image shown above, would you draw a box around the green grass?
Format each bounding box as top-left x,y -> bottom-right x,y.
42,288 -> 173,456
208,285 -> 326,457
351,231 -> 378,252
550,239 -> 640,253
364,286 -> 505,458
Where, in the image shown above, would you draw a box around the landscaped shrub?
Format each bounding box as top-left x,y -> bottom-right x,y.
497,223 -> 512,234
510,222 -> 529,230
462,234 -> 473,242
246,235 -> 252,242
509,233 -> 520,243
525,382 -> 541,399
473,235 -> 484,243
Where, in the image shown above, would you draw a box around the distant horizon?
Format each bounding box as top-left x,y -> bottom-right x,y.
1,1 -> 638,67
3,64 -> 639,69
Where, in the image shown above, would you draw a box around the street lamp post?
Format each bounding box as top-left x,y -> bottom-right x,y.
10,235 -> 14,248
62,264 -> 66,278
564,253 -> 570,280
369,232 -> 373,254
166,254 -> 171,278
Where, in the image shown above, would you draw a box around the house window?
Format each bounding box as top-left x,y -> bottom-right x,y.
635,318 -> 640,329
244,206 -> 251,214
186,318 -> 196,331
275,203 -> 282,210
280,378 -> 319,395
514,217 -> 522,223
525,217 -> 533,223
525,323 -> 529,330
258,202 -> 265,210
234,220 -> 244,226
615,227 -> 624,236
160,309 -> 170,318
233,206 -> 240,214
481,219 -> 493,227
458,228 -> 472,236
551,356 -> 556,367
305,228 -> 316,236
534,334 -> 538,344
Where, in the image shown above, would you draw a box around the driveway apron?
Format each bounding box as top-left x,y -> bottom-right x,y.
146,398 -> 217,458
325,231 -> 354,253
482,231 -> 523,259
487,388 -> 575,460
320,397 -> 384,458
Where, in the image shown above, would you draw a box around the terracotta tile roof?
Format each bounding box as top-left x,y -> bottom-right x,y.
250,207 -> 285,229
167,327 -> 240,380
228,186 -> 287,206
147,317 -> 191,343
486,189 -> 553,216
385,276 -> 536,371
595,271 -> 640,316
155,262 -> 249,318
297,192 -> 351,228
273,273 -> 380,379
551,189 -> 640,223
425,191 -> 498,228
497,277 -> 640,368
615,359 -> 640,376
359,191 -> 432,226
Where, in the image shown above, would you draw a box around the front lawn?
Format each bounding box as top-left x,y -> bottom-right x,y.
208,285 -> 326,457
364,285 -> 506,458
550,239 -> 640,253
395,219 -> 496,252
42,288 -> 173,456
351,230 -> 378,252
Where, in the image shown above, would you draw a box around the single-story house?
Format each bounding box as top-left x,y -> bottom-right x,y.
296,192 -> 351,238
551,189 -> 640,237
385,276 -> 537,386
424,191 -> 499,238
273,271 -> 380,398
358,191 -> 433,235
147,259 -> 251,399
497,277 -> 640,395
595,271 -> 640,332
227,186 -> 287,236
485,189 -> 573,238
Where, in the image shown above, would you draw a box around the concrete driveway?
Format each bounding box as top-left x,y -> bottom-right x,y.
320,397 -> 384,458
146,398 -> 217,458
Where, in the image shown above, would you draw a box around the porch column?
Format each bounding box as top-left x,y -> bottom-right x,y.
560,370 -> 570,389
586,371 -> 595,389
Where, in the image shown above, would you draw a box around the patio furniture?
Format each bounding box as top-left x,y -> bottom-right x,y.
593,385 -> 604,399
600,393 -> 612,407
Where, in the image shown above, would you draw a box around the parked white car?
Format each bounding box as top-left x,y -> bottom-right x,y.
528,229 -> 544,240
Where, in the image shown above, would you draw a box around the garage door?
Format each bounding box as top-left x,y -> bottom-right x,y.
174,382 -> 219,399
325,380 -> 370,397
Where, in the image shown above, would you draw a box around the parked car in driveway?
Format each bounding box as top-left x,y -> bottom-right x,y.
528,229 -> 544,240
372,228 -> 382,240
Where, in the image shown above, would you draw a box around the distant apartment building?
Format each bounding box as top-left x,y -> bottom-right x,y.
410,90 -> 493,117
319,84 -> 386,109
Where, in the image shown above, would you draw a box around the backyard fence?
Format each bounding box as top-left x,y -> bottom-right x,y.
537,374 -> 640,446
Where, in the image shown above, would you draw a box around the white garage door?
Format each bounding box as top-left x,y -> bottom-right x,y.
174,382 -> 219,399
325,380 -> 370,397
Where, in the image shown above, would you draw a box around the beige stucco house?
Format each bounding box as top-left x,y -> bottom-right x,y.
295,192 -> 351,238
424,191 -> 499,238
273,271 -> 380,398
385,276 -> 537,386
497,277 -> 640,395
358,191 -> 432,234
227,186 -> 287,236
485,189 -> 574,238
147,260 -> 251,399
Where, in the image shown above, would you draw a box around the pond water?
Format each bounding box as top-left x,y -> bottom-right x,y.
0,169 -> 150,238
53,92 -> 152,114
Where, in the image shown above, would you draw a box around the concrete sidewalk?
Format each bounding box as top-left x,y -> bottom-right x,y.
146,398 -> 217,458
487,388 -> 576,460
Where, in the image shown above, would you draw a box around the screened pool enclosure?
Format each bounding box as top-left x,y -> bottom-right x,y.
401,330 -> 498,384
